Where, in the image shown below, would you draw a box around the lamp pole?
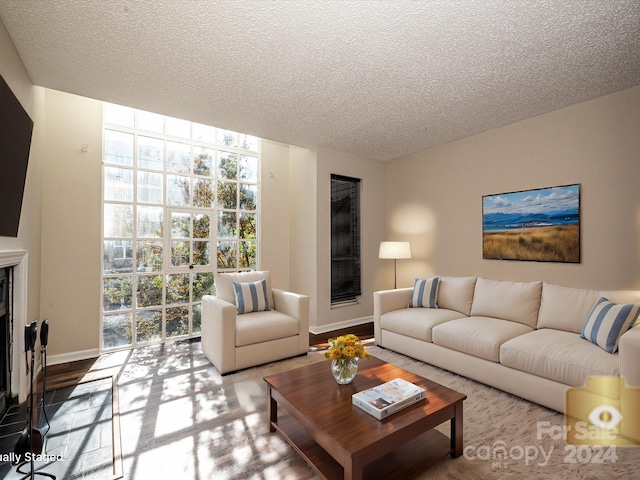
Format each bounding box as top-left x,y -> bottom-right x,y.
393,258 -> 398,289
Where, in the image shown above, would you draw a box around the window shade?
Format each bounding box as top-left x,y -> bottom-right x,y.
331,174 -> 361,302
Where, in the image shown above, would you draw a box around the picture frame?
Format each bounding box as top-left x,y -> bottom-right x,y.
482,184 -> 580,263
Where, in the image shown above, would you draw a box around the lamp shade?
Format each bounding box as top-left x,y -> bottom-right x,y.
378,241 -> 411,259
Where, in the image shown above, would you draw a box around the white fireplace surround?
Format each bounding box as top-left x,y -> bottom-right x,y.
0,249 -> 29,403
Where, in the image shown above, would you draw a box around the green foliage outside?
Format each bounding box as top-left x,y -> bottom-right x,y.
102,125 -> 258,349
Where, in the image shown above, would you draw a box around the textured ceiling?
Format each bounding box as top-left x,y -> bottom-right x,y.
1,1 -> 639,161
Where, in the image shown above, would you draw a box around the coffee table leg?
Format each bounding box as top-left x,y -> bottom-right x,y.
450,401 -> 464,457
344,457 -> 363,480
267,385 -> 277,432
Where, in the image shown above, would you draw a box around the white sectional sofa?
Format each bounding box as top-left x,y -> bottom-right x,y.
373,276 -> 640,424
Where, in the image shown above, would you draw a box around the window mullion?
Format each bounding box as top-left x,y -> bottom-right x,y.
102,103 -> 259,351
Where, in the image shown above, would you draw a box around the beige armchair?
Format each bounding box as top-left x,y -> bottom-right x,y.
201,271 -> 310,374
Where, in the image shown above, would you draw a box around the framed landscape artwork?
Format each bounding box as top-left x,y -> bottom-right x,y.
482,184 -> 580,263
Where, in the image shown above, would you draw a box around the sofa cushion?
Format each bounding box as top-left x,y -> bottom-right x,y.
215,271 -> 274,307
233,279 -> 271,314
437,276 -> 477,316
432,316 -> 534,362
408,277 -> 439,308
537,282 -> 601,334
470,277 -> 542,328
381,308 -> 464,342
580,297 -> 640,353
500,329 -> 620,388
235,310 -> 299,347
600,289 -> 640,305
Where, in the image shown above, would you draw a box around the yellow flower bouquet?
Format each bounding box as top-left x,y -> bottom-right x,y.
324,334 -> 370,384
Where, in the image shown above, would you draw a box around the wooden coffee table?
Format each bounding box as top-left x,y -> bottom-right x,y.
264,356 -> 466,480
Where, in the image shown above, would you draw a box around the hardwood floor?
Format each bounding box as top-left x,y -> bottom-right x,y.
42,322 -> 375,389
308,322 -> 374,348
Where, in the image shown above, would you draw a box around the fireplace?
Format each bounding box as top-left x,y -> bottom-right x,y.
0,267 -> 9,416
0,250 -> 28,405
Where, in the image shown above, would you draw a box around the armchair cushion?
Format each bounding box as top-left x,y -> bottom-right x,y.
235,310 -> 300,347
233,279 -> 271,314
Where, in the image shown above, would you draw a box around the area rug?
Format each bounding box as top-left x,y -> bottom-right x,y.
0,375 -> 122,480
211,346 -> 638,480
364,348 -> 637,479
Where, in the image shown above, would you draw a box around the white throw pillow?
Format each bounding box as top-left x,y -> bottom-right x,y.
408,277 -> 439,308
232,279 -> 271,314
580,297 -> 640,353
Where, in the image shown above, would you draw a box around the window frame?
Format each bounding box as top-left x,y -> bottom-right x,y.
101,105 -> 261,351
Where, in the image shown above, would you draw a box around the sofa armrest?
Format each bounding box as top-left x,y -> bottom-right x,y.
619,324 -> 640,388
201,295 -> 238,373
272,288 -> 310,353
373,288 -> 412,345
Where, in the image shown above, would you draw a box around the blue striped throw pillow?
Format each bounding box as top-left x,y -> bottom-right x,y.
408,277 -> 439,308
232,279 -> 271,314
580,297 -> 640,353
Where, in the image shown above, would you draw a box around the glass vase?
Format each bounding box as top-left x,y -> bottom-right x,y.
331,357 -> 359,384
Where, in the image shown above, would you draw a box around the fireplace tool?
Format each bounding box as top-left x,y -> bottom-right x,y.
13,320 -> 55,480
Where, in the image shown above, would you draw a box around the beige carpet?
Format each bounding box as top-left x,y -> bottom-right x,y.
102,341 -> 637,479
365,348 -> 638,479
235,346 -> 638,480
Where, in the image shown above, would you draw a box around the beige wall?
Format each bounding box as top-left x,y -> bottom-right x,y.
288,146 -> 319,324
314,147 -> 386,332
40,90 -> 103,359
30,84 -> 640,359
280,145 -> 386,332
0,19 -> 43,344
0,19 -> 44,399
260,140 -> 291,288
34,92 -> 331,358
385,85 -> 640,291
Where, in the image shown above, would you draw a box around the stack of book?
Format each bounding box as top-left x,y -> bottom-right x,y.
352,378 -> 426,419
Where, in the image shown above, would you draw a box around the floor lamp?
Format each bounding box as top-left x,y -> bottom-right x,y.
379,242 -> 411,289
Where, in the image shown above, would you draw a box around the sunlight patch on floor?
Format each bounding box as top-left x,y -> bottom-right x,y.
156,397 -> 194,437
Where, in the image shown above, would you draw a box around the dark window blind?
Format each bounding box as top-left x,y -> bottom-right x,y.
330,174 -> 361,302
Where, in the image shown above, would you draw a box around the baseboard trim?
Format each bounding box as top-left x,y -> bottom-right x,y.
309,316 -> 373,335
48,348 -> 100,366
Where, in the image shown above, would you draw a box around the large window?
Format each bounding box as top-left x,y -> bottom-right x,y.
102,104 -> 260,350
330,174 -> 361,303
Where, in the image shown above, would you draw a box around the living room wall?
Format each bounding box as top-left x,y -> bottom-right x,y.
37,89 -> 301,361
0,20 -> 44,335
284,145 -> 387,332
33,84 -> 640,360
384,85 -> 640,291
40,89 -> 103,362
314,147 -> 386,332
0,18 -> 44,396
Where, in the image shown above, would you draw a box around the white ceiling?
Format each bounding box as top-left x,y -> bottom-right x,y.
1,1 -> 639,161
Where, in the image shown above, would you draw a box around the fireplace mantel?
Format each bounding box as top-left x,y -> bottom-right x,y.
0,250 -> 28,268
